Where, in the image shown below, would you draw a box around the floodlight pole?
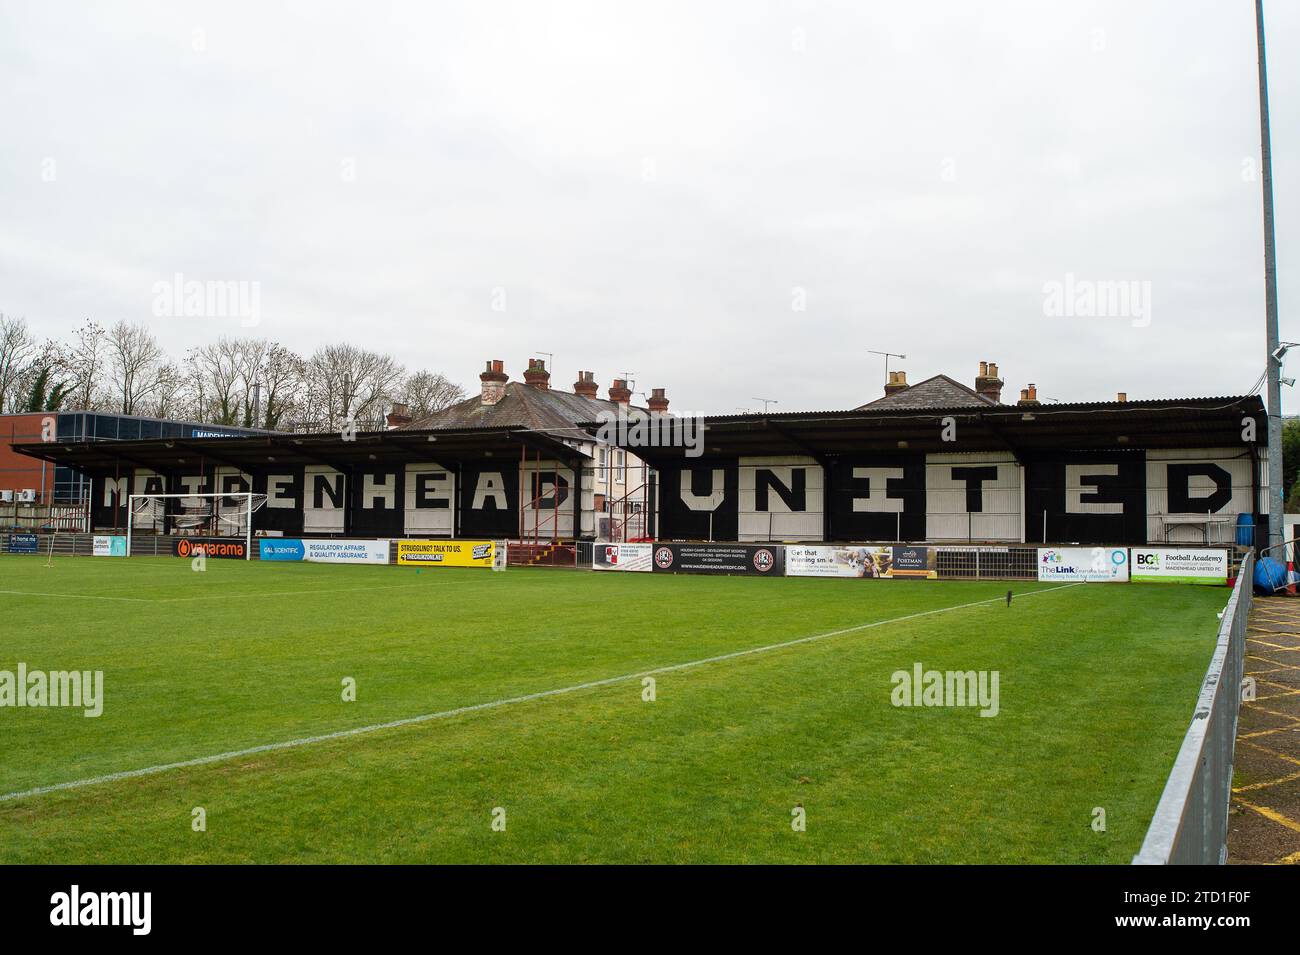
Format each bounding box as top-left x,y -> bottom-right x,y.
1256,0 -> 1283,550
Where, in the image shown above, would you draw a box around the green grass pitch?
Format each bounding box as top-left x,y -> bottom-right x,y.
0,554 -> 1226,863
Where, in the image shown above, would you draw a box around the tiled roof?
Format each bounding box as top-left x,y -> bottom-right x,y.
857,374 -> 997,410
401,382 -> 644,435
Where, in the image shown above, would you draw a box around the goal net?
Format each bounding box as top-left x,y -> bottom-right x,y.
127,492 -> 266,558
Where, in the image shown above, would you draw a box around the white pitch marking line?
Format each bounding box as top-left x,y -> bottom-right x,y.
0,582 -> 1081,804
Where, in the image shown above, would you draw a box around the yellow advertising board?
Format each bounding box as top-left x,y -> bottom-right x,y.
396,539 -> 496,568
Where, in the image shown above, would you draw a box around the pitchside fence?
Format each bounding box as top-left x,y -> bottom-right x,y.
7,536 -> 1249,582
1132,551 -> 1253,865
0,533 -> 197,557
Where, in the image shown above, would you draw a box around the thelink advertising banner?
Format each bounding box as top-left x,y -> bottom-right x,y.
1037,547 -> 1129,583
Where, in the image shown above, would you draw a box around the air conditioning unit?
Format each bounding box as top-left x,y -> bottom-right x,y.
0,490 -> 14,503
17,489 -> 36,503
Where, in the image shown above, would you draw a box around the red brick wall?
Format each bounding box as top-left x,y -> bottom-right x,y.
0,413 -> 55,500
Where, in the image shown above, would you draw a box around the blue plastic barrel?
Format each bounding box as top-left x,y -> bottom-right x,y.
1236,513 -> 1255,547
1254,556 -> 1287,594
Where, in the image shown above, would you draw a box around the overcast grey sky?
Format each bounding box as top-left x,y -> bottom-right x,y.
0,0 -> 1295,413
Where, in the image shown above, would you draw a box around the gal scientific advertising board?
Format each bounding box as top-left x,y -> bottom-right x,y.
1131,548 -> 1228,585
396,539 -> 496,568
258,538 -> 390,564
593,543 -> 654,572
1037,547 -> 1129,583
785,545 -> 937,579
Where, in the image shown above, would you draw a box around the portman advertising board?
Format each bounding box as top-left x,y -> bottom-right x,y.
593,543 -> 654,572
786,545 -> 937,579
651,543 -> 784,576
258,538 -> 390,564
92,535 -> 127,557
1131,548 -> 1228,585
173,537 -> 247,560
396,539 -> 496,568
1037,546 -> 1129,583
7,533 -> 38,554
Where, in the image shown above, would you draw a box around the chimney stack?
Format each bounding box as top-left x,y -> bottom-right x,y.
975,361 -> 1003,403
1017,383 -> 1040,406
884,370 -> 909,396
608,378 -> 632,405
480,359 -> 508,406
523,357 -> 551,390
386,402 -> 412,429
1116,391 -> 1127,402
647,388 -> 669,413
573,370 -> 598,398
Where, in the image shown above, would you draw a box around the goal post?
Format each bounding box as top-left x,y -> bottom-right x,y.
126,492 -> 264,560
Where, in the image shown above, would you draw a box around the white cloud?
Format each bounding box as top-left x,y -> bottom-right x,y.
0,0 -> 1295,411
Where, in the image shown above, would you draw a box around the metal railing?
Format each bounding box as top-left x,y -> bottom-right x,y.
1132,551 -> 1253,865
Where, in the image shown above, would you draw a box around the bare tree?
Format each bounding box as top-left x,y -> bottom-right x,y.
187,337 -> 245,424
257,343 -> 305,430
404,370 -> 466,419
302,343 -> 405,430
0,314 -> 35,414
65,320 -> 109,411
106,321 -> 165,415
3,319 -> 459,434
146,361 -> 193,420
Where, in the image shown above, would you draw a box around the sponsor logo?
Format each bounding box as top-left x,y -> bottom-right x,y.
396,540 -> 495,567
258,539 -> 305,561
1037,547 -> 1128,582
175,538 -> 246,559
93,535 -> 127,557
654,546 -> 675,570
8,533 -> 38,554
752,548 -> 776,572
1131,548 -> 1227,584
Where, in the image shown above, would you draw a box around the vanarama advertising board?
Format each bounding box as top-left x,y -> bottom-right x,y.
1132,548 -> 1228,584
1037,547 -> 1129,583
397,539 -> 496,568
173,537 -> 246,559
